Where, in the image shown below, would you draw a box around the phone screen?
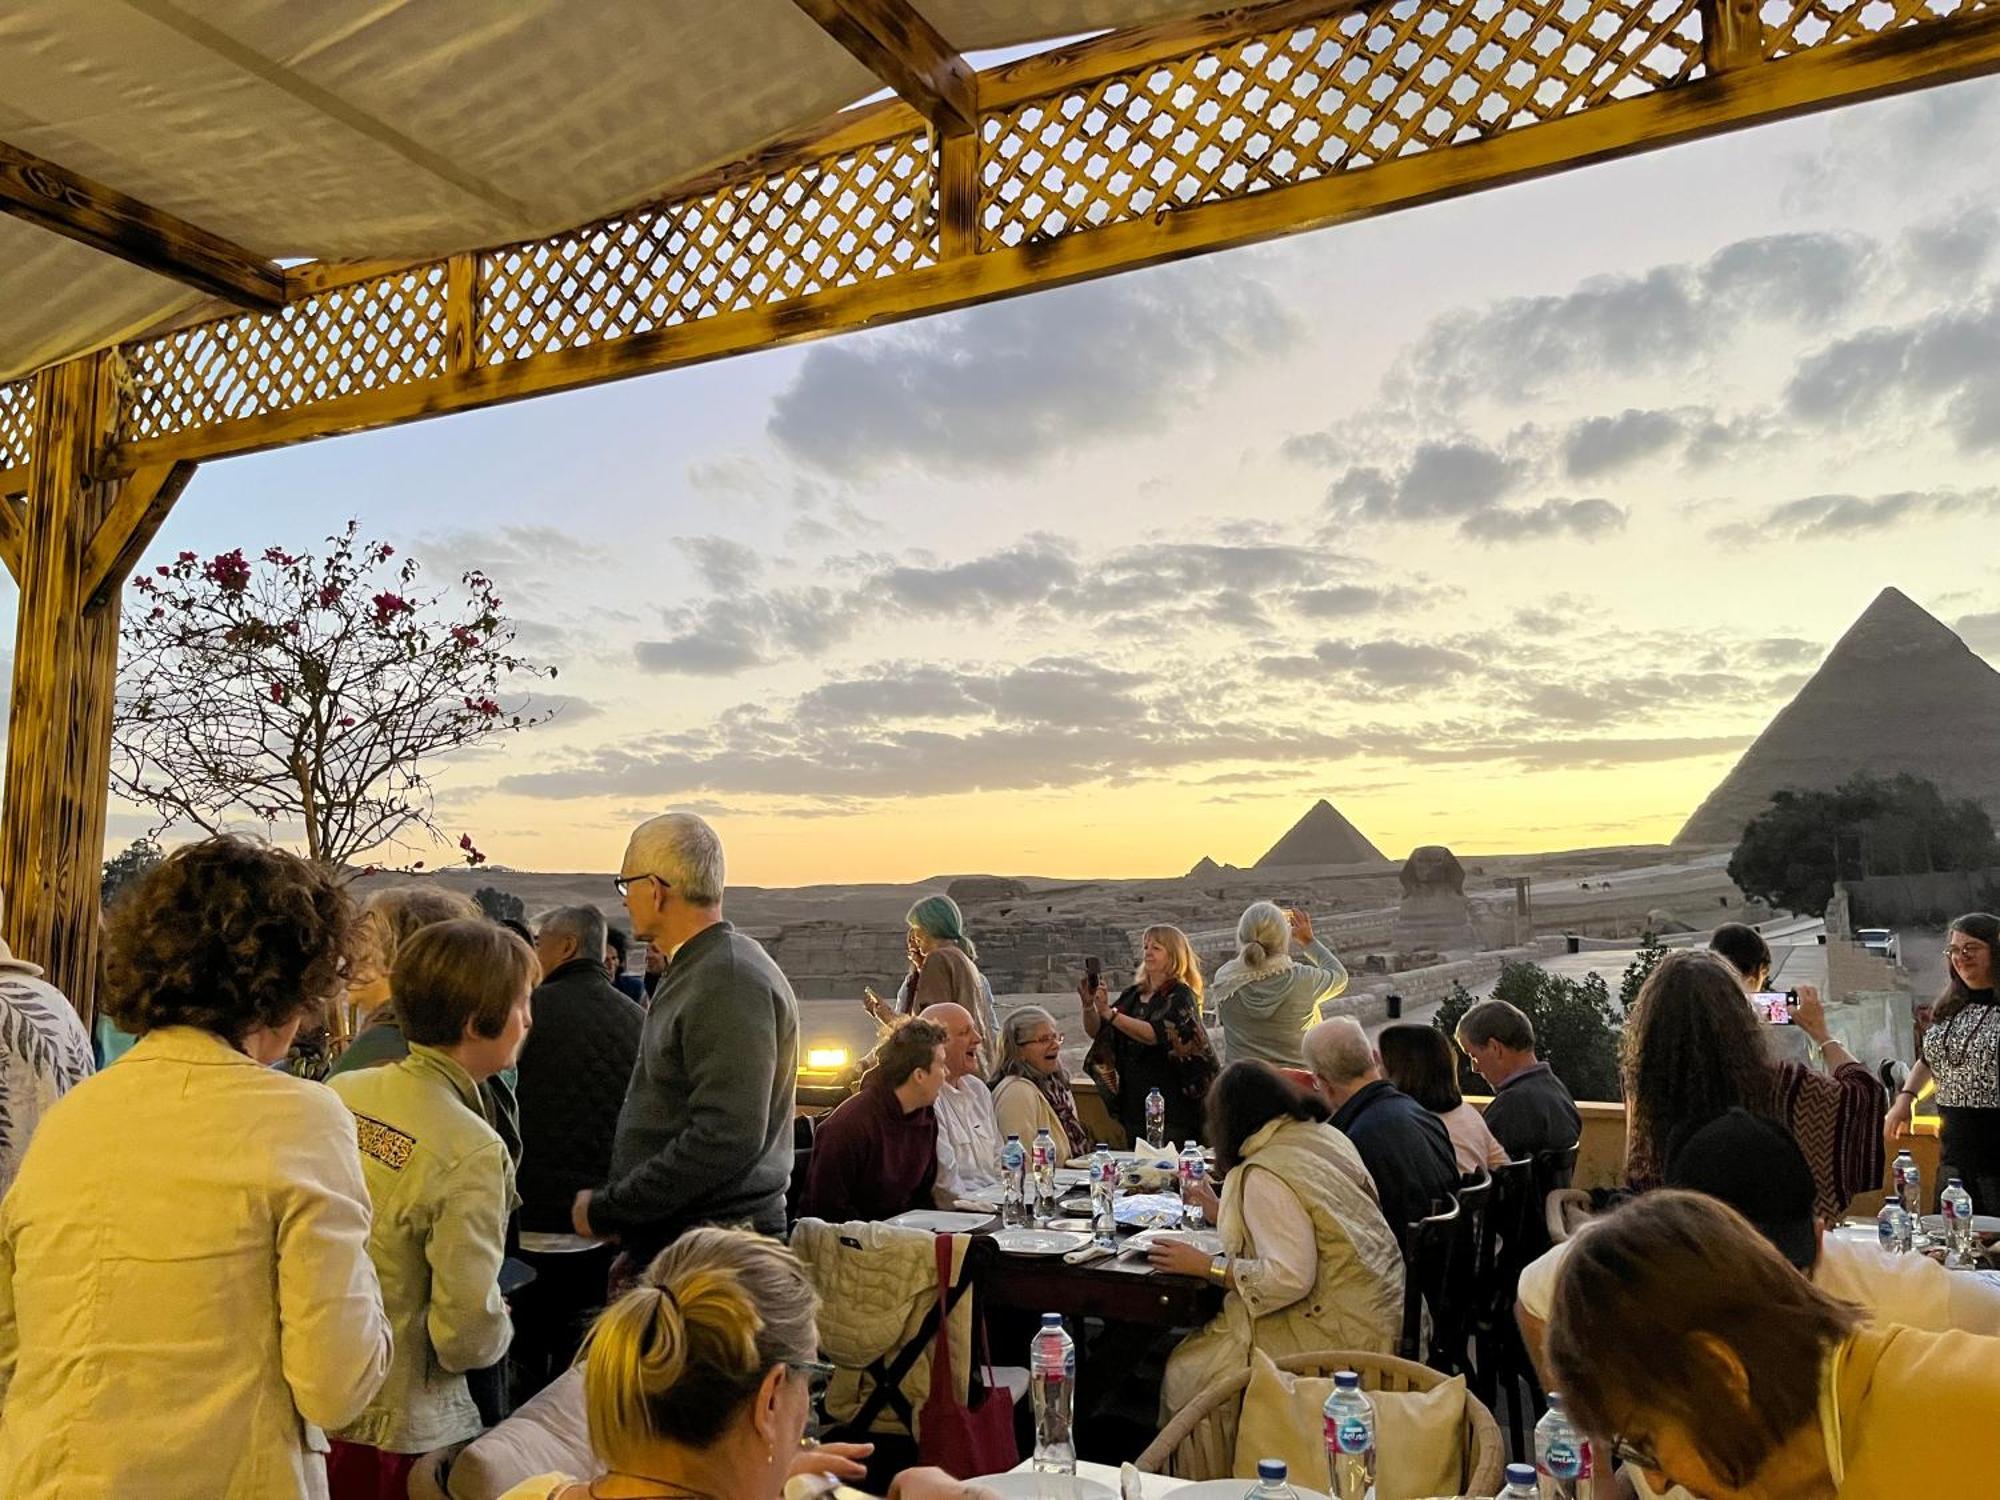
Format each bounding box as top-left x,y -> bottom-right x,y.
1084,955 -> 1101,981
1750,992 -> 1793,1025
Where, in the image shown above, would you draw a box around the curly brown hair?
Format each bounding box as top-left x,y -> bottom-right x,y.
1622,949 -> 1779,1189
101,835 -> 354,1043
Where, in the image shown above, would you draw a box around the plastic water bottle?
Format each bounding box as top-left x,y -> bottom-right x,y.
1321,1370 -> 1376,1500
1001,1135 -> 1026,1227
1145,1087 -> 1166,1148
1244,1458 -> 1297,1500
1942,1177 -> 1976,1266
1894,1150 -> 1928,1244
1031,1127 -> 1058,1224
1029,1313 -> 1075,1473
1877,1198 -> 1910,1255
1535,1391 -> 1595,1498
1090,1142 -> 1118,1248
1500,1463 -> 1540,1499
1179,1142 -> 1207,1229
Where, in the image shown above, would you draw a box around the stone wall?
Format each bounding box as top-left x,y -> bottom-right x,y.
765,918 -> 1137,1000
1341,937 -> 1571,1025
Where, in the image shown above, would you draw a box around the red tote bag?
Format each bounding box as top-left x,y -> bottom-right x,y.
918,1235 -> 1019,1478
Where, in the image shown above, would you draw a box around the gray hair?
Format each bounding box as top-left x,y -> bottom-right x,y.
999,1005 -> 1059,1069
1236,900 -> 1289,968
625,812 -> 726,907
539,904 -> 607,961
1304,1016 -> 1373,1086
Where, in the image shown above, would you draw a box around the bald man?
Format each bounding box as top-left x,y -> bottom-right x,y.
925,1002 -> 1004,1207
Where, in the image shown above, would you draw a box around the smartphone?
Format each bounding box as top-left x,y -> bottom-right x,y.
1084,955 -> 1102,984
1751,991 -> 1796,1025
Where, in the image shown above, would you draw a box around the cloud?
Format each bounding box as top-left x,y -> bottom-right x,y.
1785,293 -> 2000,452
635,588 -> 854,675
1458,497 -> 1627,544
1720,486 -> 2000,540
675,536 -> 764,592
1955,610 -> 2000,656
876,535 -> 1081,615
1266,638 -> 1481,689
767,260 -> 1300,477
1561,408 -> 1683,479
1902,207 -> 2000,282
520,692 -> 604,723
1324,439 -> 1525,522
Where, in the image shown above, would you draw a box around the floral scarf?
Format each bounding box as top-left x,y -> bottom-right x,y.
998,1057 -> 1090,1158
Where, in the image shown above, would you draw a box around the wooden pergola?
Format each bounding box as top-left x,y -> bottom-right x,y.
2,0 -> 1995,1013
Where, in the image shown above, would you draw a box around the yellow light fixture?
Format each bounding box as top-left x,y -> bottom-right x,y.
805,1046 -> 849,1071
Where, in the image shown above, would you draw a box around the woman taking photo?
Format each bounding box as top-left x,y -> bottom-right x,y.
1209,901 -> 1348,1067
1888,911 -> 2000,1212
499,1227 -> 977,1500
1378,1022 -> 1507,1174
862,895 -> 1000,1074
1624,950 -> 1885,1224
1154,1061 -> 1402,1415
0,836 -> 392,1498
1081,925 -> 1218,1147
990,1006 -> 1090,1160
1548,1190 -> 2000,1497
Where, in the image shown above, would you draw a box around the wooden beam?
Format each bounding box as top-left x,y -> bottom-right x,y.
81,459 -> 197,610
104,5 -> 2000,478
0,139 -> 287,310
791,0 -> 977,132
0,493 -> 22,580
0,467 -> 25,503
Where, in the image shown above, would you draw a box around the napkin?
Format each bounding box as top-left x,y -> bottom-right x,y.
1063,1243 -> 1114,1266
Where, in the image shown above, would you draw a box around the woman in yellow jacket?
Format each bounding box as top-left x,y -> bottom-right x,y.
0,837 -> 391,1499
1549,1190 -> 2000,1497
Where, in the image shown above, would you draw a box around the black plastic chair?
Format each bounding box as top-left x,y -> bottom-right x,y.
1399,1180 -> 1485,1372
1427,1173 -> 1488,1377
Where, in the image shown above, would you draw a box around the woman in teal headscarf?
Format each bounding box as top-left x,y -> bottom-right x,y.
862,894 -> 1001,1075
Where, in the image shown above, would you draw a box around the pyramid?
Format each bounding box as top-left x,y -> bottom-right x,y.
1254,799 -> 1386,867
1187,855 -> 1223,878
1675,587 -> 2000,845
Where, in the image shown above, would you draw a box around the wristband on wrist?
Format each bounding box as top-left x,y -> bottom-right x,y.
1208,1252 -> 1230,1284
1896,1087 -> 1918,1099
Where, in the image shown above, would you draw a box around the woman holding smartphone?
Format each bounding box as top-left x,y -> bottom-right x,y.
1887,911 -> 2000,1213
1080,925 -> 1217,1147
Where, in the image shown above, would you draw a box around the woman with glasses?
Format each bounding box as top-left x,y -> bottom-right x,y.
991,1006 -> 1090,1158
1888,911 -> 2000,1212
498,1227 -> 976,1500
1548,1190 -> 2000,1498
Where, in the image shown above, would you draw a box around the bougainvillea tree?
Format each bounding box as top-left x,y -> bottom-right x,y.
114,521 -> 555,869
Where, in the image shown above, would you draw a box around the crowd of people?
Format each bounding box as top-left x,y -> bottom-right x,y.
0,811 -> 1994,1496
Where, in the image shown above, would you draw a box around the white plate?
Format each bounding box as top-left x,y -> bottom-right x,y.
1170,1483 -> 1331,1500
1122,1228 -> 1223,1257
993,1228 -> 1093,1256
976,1475 -> 1117,1500
1115,1193 -> 1184,1228
887,1209 -> 993,1233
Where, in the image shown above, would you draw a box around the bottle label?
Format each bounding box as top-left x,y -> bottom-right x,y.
1324,1412 -> 1372,1455
1541,1437 -> 1590,1478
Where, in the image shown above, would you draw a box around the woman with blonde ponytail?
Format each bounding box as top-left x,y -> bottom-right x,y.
499,1228 -> 987,1500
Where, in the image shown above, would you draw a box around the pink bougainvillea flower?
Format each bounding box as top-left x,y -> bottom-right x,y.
204,550 -> 252,593
337,715 -> 357,728
268,681 -> 288,704
371,591 -> 413,625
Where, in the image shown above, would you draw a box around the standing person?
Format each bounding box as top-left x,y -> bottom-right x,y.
1452,998 -> 1581,1161
1378,1023 -> 1506,1175
605,926 -> 647,1004
332,884 -> 481,1072
326,919 -> 536,1500
1210,901 -> 1348,1067
1546,1191 -> 2000,1499
575,813 -> 799,1260
990,1005 -> 1090,1159
0,836 -> 391,1499
865,896 -> 1000,1074
517,906 -> 643,1234
1303,1017 -> 1458,1241
800,1018 -> 948,1223
1081,924 -> 1218,1147
924,1003 -> 1004,1206
0,925 -> 92,1196
1155,1062 -> 1402,1415
1625,950 -> 1884,1225
1888,911 -> 2000,1213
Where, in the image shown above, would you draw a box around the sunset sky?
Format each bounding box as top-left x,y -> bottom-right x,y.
23,76 -> 2000,886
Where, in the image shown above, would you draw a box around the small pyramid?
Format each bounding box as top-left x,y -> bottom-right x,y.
1188,855 -> 1222,878
1676,587 -> 2000,844
1254,799 -> 1386,868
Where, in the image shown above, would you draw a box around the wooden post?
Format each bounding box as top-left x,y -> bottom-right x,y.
0,352 -> 192,1024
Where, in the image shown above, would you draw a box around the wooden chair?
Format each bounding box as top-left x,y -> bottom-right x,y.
1136,1347 -> 1505,1497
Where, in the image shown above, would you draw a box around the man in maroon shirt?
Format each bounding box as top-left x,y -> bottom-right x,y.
803,1017 -> 949,1222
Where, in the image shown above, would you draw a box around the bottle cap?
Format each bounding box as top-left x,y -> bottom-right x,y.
1332,1370 -> 1359,1390
1256,1460 -> 1286,1481
1040,1312 -> 1062,1327
1546,1391 -> 1564,1410
1506,1463 -> 1536,1485
1006,1133 -> 1019,1140
1949,1176 -> 1966,1187
1096,1142 -> 1110,1151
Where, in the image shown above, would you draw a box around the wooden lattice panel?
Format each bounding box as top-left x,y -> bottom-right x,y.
1762,0 -> 1996,56
480,131 -> 936,362
979,0 -> 1705,248
118,268 -> 449,442
0,379 -> 32,470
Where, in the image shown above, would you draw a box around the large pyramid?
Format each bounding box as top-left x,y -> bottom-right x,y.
1254,799 -> 1386,867
1675,587 -> 2000,846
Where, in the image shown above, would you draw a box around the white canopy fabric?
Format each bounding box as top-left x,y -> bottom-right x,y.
0,0 -> 1214,383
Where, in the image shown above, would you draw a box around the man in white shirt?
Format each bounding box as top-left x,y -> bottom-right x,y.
924,1003 -> 1003,1207
1516,1109 -> 2000,1498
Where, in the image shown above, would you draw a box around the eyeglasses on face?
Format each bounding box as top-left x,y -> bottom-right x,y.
1028,1031 -> 1063,1047
1945,943 -> 1988,960
1610,1433 -> 1661,1473
613,872 -> 670,898
787,1357 -> 836,1397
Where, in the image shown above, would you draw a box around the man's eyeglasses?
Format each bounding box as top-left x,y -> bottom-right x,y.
613,873 -> 670,898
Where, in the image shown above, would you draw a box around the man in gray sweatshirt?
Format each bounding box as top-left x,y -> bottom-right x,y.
573,813 -> 798,1261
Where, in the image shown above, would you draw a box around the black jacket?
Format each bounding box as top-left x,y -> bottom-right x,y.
1331,1079 -> 1460,1243
515,957 -> 644,1233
